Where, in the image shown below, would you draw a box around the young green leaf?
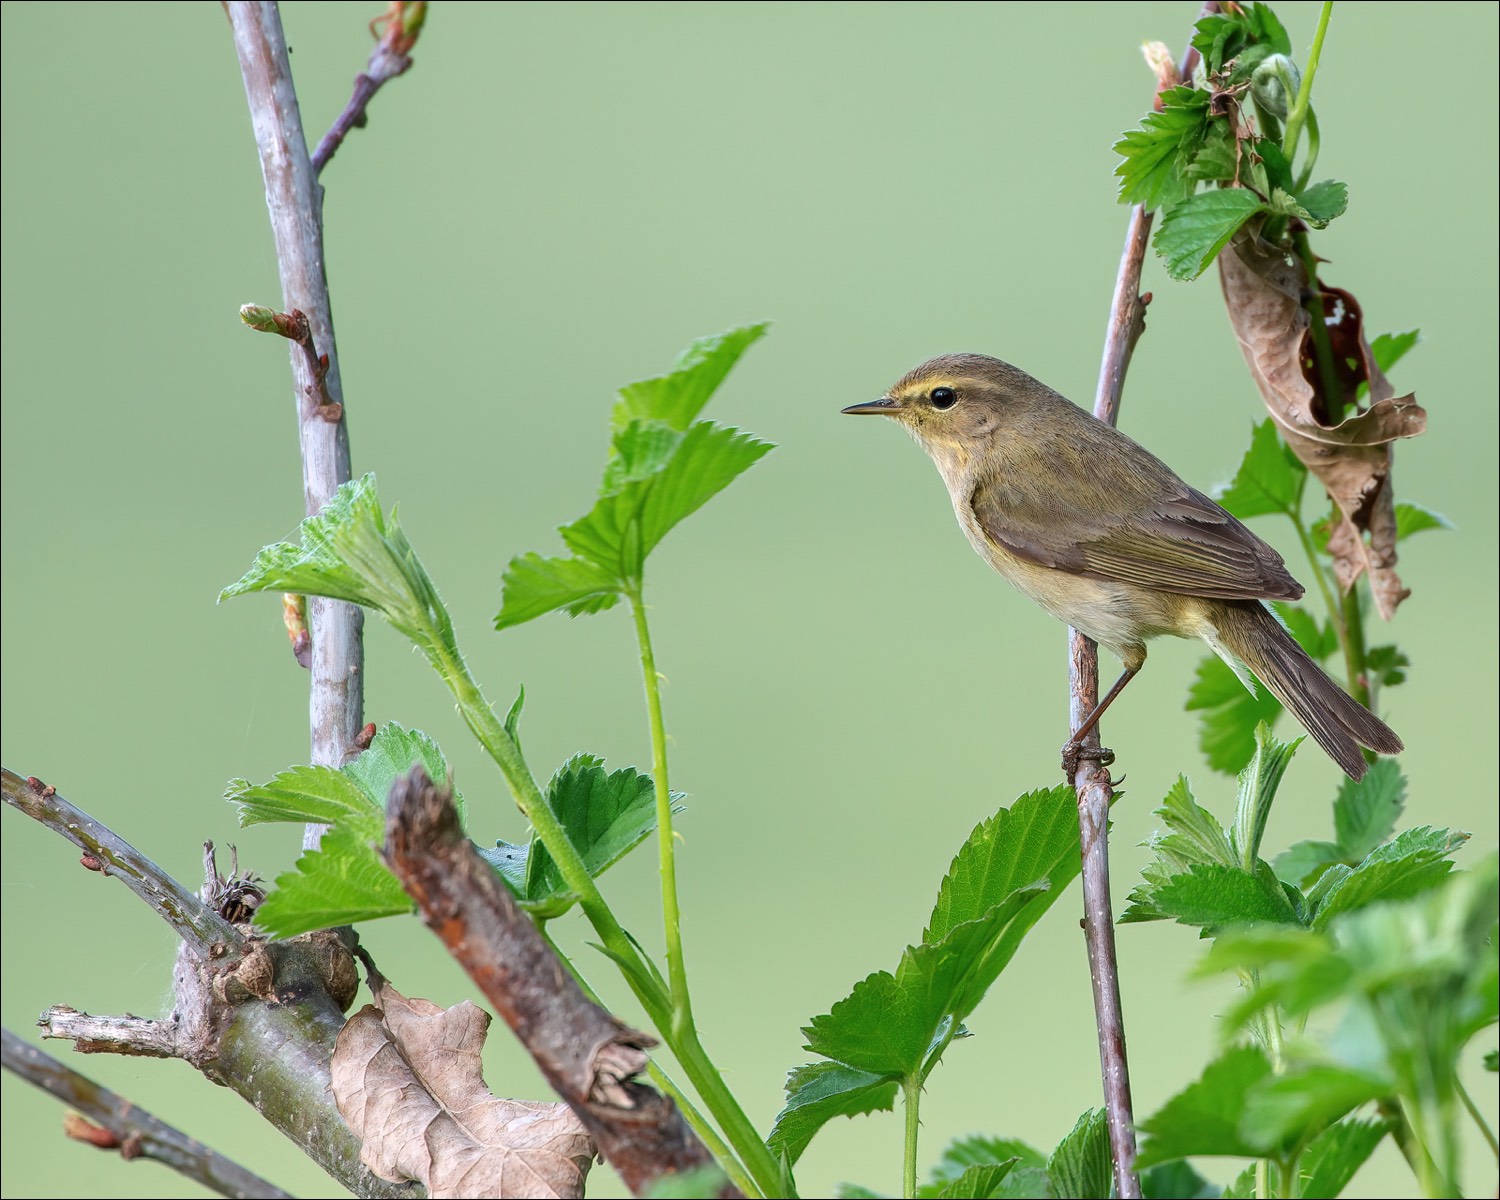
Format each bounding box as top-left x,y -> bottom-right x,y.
925,1162 -> 1018,1199
1123,777 -> 1237,924
1392,501 -> 1453,540
495,553 -> 623,630
254,823 -> 415,938
1306,825 -> 1468,930
220,475 -> 456,668
1138,1160 -> 1222,1199
1369,330 -> 1420,375
1155,189 -> 1268,281
766,1062 -> 898,1167
1114,86 -> 1213,211
1331,759 -> 1406,862
559,420 -> 773,582
1137,1045 -> 1275,1167
1231,724 -> 1300,869
1362,645 -> 1409,689
515,755 -> 680,918
1046,1110 -> 1110,1200
1213,420 -> 1307,520
1296,1116 -> 1394,1200
612,323 -> 769,433
930,1135 -> 1045,1184
228,724 -> 459,936
1291,180 -> 1349,226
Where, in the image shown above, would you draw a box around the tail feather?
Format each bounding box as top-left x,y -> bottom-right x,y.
1210,601 -> 1403,781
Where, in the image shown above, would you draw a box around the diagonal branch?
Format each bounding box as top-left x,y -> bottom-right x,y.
1069,9 -> 1215,1198
1,768 -> 236,949
312,1 -> 427,175
2,1027 -> 293,1200
227,1 -> 365,849
382,767 -> 741,1199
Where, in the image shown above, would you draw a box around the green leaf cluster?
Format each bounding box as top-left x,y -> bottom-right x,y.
1113,5 -> 1348,279
1124,729 -> 1467,936
224,723 -> 458,937
497,324 -> 773,629
1183,856 -> 1498,1194
770,788 -> 1081,1172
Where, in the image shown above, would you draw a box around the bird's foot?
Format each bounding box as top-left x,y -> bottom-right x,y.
1061,740 -> 1115,780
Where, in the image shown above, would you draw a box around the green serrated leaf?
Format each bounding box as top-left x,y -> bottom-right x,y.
345,723 -> 463,828
925,786 -> 1080,944
220,475 -> 455,668
1332,759 -> 1406,861
1147,859 -> 1303,931
1308,826 -> 1469,930
1155,189 -> 1268,281
561,420 -> 773,581
1047,1110 -> 1109,1200
1293,180 -> 1348,227
495,552 -> 623,630
1392,501 -> 1453,540
1153,776 -> 1238,874
1296,1115 -> 1393,1199
254,823 -> 414,937
1272,603 -> 1338,662
802,882 -> 1049,1078
932,1136 -> 1046,1186
1137,1045 -> 1275,1167
517,755 -> 679,918
766,1061 -> 897,1168
1369,330 -> 1420,375
1113,86 -> 1213,210
612,323 -> 769,433
226,764 -> 380,832
922,1161 -> 1019,1199
1273,839 -> 1343,888
1213,420 -> 1306,520
1363,645 -> 1409,689
1186,652 -> 1283,776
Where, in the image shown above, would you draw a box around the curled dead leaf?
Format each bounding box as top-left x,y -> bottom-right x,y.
1218,234 -> 1426,618
333,979 -> 595,1199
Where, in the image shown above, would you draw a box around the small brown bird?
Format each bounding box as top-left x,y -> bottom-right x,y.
843,353 -> 1402,780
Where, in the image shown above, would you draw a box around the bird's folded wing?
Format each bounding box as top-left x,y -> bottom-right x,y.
970,477 -> 1304,601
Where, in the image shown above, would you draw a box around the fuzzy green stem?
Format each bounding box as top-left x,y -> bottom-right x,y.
627,587 -> 692,1029
1282,2 -> 1332,164
1339,584 -> 1372,709
1288,510 -> 1345,644
445,640 -> 782,1196
902,1074 -> 922,1199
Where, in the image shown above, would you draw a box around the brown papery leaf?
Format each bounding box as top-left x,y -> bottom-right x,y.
333,978 -> 595,1199
1218,234 -> 1427,618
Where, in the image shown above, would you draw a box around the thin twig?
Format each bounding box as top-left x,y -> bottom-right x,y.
1,768 -> 237,950
228,2 -> 365,849
311,1 -> 426,175
382,767 -> 741,1200
2,1028 -> 293,1200
1070,11 -> 1214,1198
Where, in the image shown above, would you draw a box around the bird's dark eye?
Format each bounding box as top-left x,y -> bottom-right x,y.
930,386 -> 957,410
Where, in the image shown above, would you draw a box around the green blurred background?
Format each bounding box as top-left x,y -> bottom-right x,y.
3,3 -> 1495,1197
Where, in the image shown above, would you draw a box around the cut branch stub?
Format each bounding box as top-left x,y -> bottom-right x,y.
1219,235 -> 1427,617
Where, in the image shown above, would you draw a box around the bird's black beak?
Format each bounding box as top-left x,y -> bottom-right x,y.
841,397 -> 899,416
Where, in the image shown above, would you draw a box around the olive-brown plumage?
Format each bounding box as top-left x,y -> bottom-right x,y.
843,353 -> 1402,780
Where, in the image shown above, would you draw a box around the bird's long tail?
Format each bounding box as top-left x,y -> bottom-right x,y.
1208,600 -> 1403,781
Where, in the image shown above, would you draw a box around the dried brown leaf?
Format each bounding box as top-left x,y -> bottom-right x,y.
332,979 -> 595,1199
1218,235 -> 1427,617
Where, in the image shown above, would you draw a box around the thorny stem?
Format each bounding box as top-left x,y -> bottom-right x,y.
1281,1 -> 1332,165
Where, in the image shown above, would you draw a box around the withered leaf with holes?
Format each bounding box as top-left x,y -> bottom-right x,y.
1219,234 -> 1426,618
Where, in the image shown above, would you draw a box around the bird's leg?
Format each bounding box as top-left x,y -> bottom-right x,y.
1061,665 -> 1140,777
